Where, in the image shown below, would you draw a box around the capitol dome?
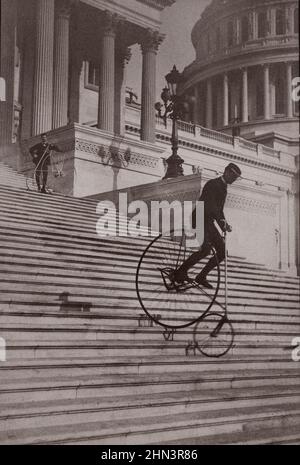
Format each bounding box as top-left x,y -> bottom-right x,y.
182,0 -> 299,142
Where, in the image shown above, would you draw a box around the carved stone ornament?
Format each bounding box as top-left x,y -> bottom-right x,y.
140,29 -> 165,54
102,10 -> 121,36
56,0 -> 73,17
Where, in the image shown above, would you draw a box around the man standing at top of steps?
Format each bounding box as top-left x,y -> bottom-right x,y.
174,163 -> 242,289
29,133 -> 61,193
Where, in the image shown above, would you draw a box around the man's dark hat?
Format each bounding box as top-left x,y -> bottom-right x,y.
225,163 -> 242,177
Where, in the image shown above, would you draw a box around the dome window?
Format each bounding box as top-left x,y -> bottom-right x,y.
275,8 -> 285,35
227,21 -> 234,46
257,11 -> 267,38
241,16 -> 249,43
294,8 -> 299,34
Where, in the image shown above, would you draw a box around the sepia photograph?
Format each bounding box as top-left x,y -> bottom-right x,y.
0,0 -> 299,449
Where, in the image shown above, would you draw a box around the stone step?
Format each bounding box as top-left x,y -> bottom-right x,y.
1,367 -> 299,402
0,302 -> 298,326
0,207 -> 294,279
1,317 -> 299,338
0,272 -> 298,304
0,385 -> 298,435
0,256 -> 299,291
0,402 -> 299,445
0,242 -> 297,287
1,342 -> 294,361
157,422 -> 300,445
0,284 -> 298,312
0,357 -> 297,389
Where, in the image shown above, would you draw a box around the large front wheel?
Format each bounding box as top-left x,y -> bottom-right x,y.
136,228 -> 221,329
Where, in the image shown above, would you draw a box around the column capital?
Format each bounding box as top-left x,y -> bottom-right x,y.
55,0 -> 74,17
140,29 -> 165,54
102,10 -> 122,37
116,46 -> 132,68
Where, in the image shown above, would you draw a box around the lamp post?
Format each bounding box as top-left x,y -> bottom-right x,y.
155,65 -> 187,179
231,117 -> 241,137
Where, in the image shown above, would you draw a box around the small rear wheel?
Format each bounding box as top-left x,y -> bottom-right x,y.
193,312 -> 234,357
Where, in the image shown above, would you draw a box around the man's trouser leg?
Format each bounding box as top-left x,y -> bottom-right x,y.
35,166 -> 41,191
41,158 -> 50,191
175,242 -> 211,280
196,226 -> 225,280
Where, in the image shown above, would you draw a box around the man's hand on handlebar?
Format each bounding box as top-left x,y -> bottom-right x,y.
220,219 -> 232,233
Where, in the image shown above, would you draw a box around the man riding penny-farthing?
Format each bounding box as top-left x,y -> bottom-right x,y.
136,163 -> 242,357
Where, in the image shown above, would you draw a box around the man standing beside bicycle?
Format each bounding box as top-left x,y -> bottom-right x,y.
29,133 -> 62,193
174,163 -> 242,289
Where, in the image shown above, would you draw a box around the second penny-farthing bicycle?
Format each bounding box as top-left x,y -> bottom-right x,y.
136,227 -> 234,357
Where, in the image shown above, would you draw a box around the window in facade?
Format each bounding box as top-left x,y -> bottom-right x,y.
257,11 -> 267,38
275,9 -> 285,35
227,21 -> 234,46
241,16 -> 249,42
85,61 -> 100,90
294,8 -> 299,33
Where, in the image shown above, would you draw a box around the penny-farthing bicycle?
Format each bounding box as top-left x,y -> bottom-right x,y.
136,227 -> 234,357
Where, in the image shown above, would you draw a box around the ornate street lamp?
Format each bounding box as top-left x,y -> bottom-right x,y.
231,117 -> 241,137
155,65 -> 187,179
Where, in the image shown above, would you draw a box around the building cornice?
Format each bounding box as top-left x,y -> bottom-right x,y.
125,122 -> 296,177
136,0 -> 176,10
183,48 -> 298,90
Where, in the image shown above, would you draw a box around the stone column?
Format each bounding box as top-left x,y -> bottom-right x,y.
266,8 -> 273,36
114,46 -> 132,135
32,0 -> 55,135
52,1 -> 71,129
223,74 -> 229,126
0,0 -> 17,148
263,64 -> 270,120
140,29 -> 164,143
278,187 -> 289,271
252,10 -> 257,39
242,67 -> 249,122
69,5 -> 83,124
287,189 -> 297,274
98,11 -> 119,133
193,85 -> 200,124
286,62 -> 293,118
206,79 -> 213,128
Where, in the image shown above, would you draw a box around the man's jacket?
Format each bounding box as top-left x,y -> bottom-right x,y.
29,142 -> 60,166
193,177 -> 227,230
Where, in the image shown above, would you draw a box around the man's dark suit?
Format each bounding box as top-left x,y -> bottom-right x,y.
29,142 -> 60,167
29,142 -> 60,191
180,177 -> 227,280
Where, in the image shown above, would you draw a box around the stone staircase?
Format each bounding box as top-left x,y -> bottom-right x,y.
0,161 -> 299,445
